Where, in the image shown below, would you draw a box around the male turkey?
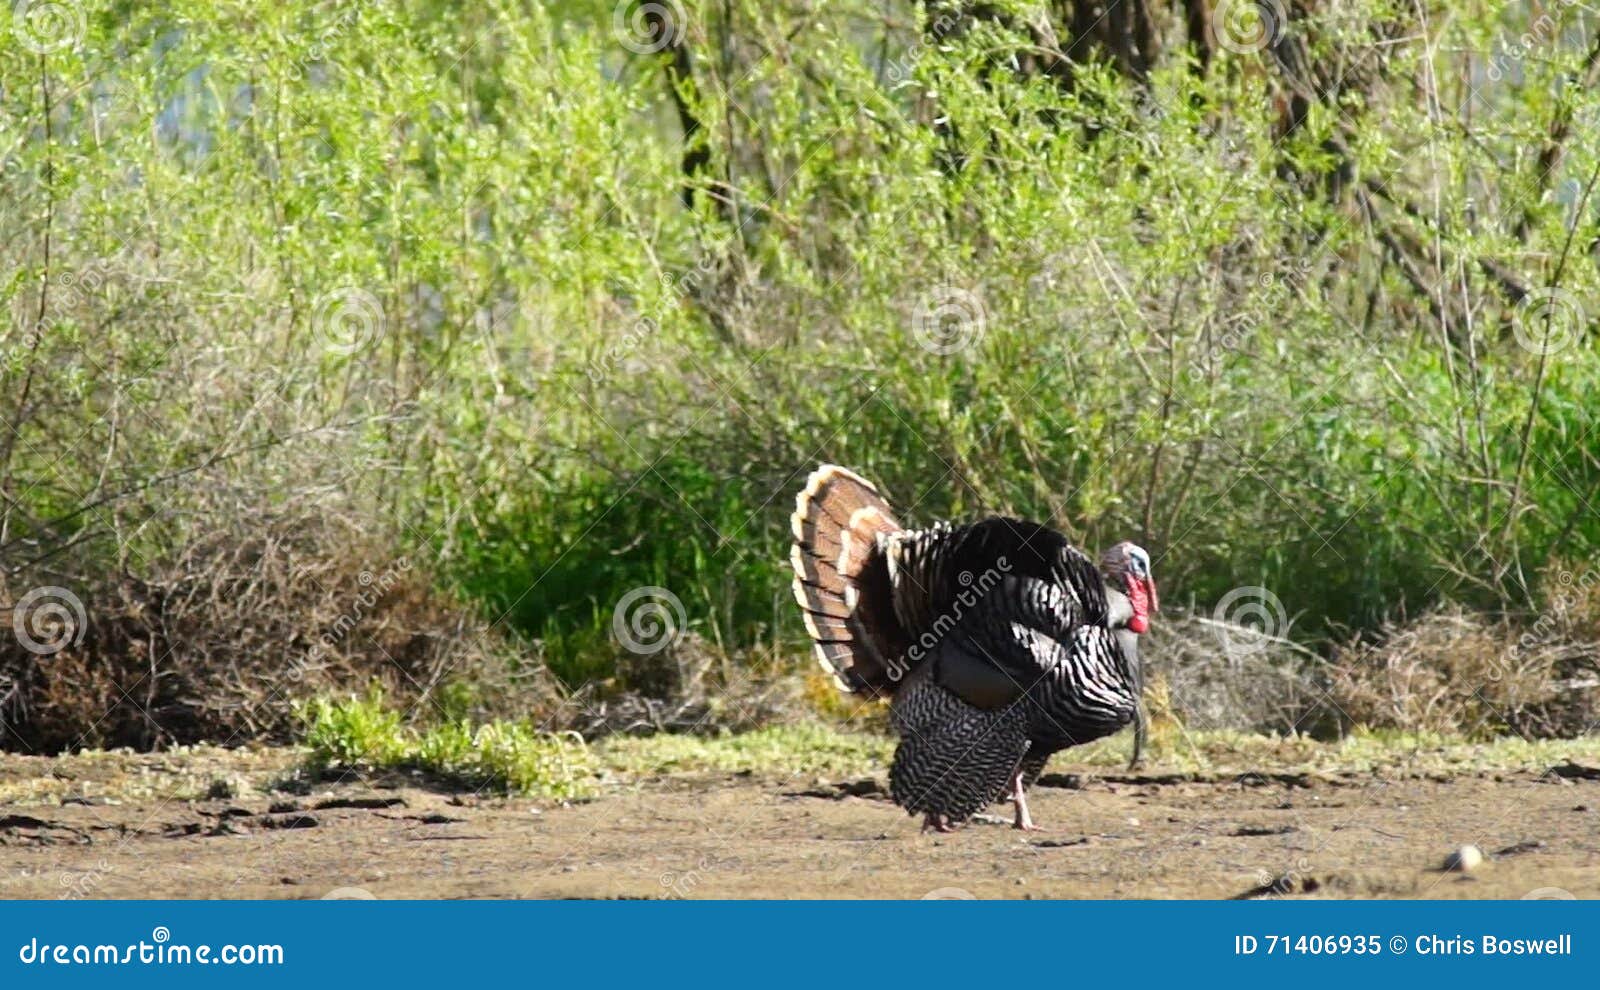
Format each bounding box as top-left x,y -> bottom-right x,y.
790,464 -> 1157,831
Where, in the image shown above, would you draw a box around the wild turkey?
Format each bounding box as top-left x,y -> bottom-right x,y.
790,464 -> 1157,831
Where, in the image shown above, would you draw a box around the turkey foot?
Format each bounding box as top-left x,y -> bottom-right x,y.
921,812 -> 956,834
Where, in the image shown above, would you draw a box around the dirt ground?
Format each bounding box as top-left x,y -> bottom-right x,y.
2,747 -> 1598,899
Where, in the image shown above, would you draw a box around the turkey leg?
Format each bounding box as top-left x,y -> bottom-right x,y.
1009,769 -> 1042,831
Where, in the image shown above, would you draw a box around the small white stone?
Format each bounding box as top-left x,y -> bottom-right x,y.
1444,844 -> 1484,872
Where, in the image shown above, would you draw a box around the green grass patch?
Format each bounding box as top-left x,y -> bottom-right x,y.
297,690 -> 1600,798
595,723 -> 896,778
591,722 -> 1600,780
298,689 -> 595,799
1061,724 -> 1600,776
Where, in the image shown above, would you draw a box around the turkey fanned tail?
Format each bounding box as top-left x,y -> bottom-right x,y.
789,464 -> 907,696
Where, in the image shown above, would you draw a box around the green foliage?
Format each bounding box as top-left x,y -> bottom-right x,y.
4,0 -> 1598,692
299,688 -> 410,768
298,688 -> 594,798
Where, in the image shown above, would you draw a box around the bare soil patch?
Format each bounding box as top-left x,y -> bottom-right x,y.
3,748 -> 1597,899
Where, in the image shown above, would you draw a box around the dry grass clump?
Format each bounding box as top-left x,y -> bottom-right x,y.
563,598 -> 1600,745
1133,594 -> 1600,742
0,505 -> 559,754
1141,611 -> 1329,735
557,633 -> 829,738
1327,604 -> 1600,739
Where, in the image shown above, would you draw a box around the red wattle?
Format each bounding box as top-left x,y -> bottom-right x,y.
1125,577 -> 1151,633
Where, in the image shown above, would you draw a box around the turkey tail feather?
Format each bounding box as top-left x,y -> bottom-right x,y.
791,465 -> 905,696
890,675 -> 1030,822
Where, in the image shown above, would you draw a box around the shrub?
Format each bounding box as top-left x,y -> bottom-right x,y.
1327,606 -> 1600,739
3,0 -> 1598,741
0,506 -> 558,753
